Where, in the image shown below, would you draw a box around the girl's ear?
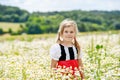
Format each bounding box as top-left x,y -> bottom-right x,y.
72,38 -> 75,44
60,36 -> 63,41
72,37 -> 76,44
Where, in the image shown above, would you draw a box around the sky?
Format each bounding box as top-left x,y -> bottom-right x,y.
0,0 -> 120,13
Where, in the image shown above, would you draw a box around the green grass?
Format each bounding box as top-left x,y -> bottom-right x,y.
0,22 -> 24,32
0,33 -> 56,41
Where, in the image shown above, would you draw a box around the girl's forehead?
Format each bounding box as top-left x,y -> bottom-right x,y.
64,26 -> 75,31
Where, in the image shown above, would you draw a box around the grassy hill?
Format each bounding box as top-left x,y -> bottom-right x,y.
0,22 -> 24,32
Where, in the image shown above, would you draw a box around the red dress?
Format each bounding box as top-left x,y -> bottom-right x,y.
57,60 -> 80,76
58,59 -> 79,70
50,44 -> 81,75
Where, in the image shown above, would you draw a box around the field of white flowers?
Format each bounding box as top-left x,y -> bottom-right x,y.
0,32 -> 120,80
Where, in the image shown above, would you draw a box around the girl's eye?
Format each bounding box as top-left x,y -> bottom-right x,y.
65,31 -> 68,33
70,31 -> 74,33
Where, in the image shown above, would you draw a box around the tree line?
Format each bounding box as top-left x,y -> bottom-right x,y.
0,4 -> 120,35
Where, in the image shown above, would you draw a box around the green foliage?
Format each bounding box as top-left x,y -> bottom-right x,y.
8,28 -> 12,34
0,28 -> 3,34
114,22 -> 120,29
0,4 -> 120,34
23,10 -> 120,34
96,44 -> 103,50
0,4 -> 29,22
22,15 -> 64,34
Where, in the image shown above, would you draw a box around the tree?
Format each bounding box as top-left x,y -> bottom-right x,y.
0,28 -> 3,34
8,28 -> 12,34
115,23 -> 120,30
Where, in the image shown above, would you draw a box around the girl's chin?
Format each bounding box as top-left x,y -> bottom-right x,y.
64,39 -> 72,42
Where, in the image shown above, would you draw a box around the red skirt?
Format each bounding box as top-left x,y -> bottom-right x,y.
57,59 -> 79,74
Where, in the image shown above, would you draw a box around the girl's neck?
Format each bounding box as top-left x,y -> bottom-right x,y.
60,41 -> 73,47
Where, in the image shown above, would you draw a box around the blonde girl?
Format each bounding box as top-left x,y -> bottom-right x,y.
50,19 -> 85,79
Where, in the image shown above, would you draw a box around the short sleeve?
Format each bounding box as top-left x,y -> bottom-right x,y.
49,44 -> 61,61
78,49 -> 84,59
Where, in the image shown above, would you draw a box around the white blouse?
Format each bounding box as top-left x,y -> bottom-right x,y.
50,43 -> 83,61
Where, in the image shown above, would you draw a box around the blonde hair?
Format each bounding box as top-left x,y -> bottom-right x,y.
56,19 -> 81,56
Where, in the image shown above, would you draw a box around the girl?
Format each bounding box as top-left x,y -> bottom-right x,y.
50,19 -> 85,79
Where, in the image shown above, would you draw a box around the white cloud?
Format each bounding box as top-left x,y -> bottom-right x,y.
0,0 -> 120,12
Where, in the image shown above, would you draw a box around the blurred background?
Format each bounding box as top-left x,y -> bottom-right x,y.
0,0 -> 120,37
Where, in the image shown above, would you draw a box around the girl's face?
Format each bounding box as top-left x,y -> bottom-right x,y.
62,26 -> 76,42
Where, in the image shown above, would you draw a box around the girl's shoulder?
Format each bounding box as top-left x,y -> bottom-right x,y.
51,43 -> 60,49
50,43 -> 61,61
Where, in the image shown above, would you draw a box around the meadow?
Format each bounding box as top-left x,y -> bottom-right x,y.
0,22 -> 22,32
0,31 -> 120,80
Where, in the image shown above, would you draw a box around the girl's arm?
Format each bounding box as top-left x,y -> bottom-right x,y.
78,58 -> 85,80
51,59 -> 58,68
